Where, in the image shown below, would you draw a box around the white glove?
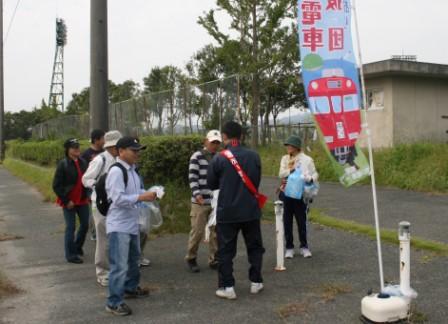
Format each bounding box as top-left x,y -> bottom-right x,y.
148,186 -> 165,199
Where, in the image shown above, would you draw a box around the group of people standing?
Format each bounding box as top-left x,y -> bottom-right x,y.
186,121 -> 318,300
52,120 -> 318,316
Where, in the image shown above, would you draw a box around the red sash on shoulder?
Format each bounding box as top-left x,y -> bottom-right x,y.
220,149 -> 268,209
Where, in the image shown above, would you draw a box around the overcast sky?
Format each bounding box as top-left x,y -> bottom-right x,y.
4,0 -> 447,112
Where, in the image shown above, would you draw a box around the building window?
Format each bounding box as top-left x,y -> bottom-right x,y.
366,89 -> 384,110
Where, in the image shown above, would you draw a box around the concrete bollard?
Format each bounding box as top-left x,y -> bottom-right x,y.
274,200 -> 286,271
398,221 -> 417,299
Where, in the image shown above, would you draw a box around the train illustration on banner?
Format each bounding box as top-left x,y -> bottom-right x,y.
307,68 -> 361,167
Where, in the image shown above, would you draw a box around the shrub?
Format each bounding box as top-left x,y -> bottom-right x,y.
138,135 -> 203,185
6,136 -> 204,185
6,139 -> 89,166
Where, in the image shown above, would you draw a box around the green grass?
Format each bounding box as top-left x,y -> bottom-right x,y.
3,158 -> 56,202
258,142 -> 448,193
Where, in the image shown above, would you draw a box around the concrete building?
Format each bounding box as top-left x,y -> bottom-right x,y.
362,59 -> 448,148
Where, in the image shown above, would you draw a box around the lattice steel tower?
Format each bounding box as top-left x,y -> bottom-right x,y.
49,18 -> 67,111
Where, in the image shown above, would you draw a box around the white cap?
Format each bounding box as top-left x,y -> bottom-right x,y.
104,130 -> 122,148
206,130 -> 222,143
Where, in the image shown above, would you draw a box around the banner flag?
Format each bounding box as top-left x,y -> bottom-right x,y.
297,0 -> 370,186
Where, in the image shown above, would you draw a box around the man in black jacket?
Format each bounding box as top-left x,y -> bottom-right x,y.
207,121 -> 265,300
53,138 -> 90,263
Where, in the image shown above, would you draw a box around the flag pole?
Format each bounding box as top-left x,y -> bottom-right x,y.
352,0 -> 385,292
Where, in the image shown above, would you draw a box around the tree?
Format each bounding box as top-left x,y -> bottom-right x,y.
143,66 -> 184,135
65,80 -> 140,116
4,100 -> 62,140
199,0 -> 298,146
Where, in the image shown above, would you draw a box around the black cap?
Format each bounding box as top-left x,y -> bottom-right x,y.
116,136 -> 146,151
64,138 -> 80,149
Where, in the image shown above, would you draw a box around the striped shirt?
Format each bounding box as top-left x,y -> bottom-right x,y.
189,149 -> 214,205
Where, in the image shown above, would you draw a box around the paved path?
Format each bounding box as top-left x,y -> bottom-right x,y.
261,177 -> 448,244
1,168 -> 447,323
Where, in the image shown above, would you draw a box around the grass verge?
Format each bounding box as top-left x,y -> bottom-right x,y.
258,143 -> 448,193
308,210 -> 448,256
262,205 -> 448,256
3,158 -> 56,202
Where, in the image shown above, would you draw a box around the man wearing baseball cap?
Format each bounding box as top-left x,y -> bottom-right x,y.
185,130 -> 222,273
105,136 -> 156,316
82,130 -> 122,287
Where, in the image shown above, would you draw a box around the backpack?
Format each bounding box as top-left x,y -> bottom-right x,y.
95,163 -> 128,216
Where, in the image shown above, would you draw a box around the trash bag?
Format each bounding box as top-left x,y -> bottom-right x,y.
138,203 -> 151,234
138,201 -> 163,233
147,201 -> 163,230
284,168 -> 305,200
303,181 -> 319,204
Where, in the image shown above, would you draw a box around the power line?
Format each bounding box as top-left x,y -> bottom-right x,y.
4,0 -> 22,44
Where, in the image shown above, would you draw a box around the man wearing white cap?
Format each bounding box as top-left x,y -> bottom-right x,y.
185,130 -> 222,273
82,130 -> 122,287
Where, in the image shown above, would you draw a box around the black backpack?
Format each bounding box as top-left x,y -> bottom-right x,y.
95,163 -> 128,216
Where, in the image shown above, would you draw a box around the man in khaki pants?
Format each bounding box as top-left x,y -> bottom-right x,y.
185,130 -> 221,273
82,131 -> 122,286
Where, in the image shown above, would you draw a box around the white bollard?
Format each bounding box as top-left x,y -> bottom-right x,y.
274,200 -> 286,271
398,221 -> 417,299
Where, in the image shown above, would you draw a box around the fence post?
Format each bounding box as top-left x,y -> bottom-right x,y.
274,200 -> 286,271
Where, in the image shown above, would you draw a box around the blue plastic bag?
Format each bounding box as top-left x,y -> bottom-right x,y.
284,168 -> 305,200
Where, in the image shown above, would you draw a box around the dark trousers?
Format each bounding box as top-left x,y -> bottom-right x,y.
283,195 -> 308,250
216,219 -> 265,288
63,204 -> 90,261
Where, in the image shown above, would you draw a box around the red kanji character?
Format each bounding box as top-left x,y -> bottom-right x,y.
326,0 -> 342,10
301,1 -> 322,25
329,28 -> 344,50
303,27 -> 324,52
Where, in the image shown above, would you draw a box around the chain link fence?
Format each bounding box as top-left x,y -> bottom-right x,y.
31,75 -> 315,145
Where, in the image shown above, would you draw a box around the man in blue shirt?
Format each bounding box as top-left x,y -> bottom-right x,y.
105,136 -> 156,316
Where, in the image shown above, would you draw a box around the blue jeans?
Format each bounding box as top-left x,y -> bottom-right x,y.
63,204 -> 90,261
107,232 -> 141,307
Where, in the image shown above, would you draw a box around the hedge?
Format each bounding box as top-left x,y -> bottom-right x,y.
6,139 -> 89,166
6,136 -> 204,185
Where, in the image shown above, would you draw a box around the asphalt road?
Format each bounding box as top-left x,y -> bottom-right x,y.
1,168 -> 447,323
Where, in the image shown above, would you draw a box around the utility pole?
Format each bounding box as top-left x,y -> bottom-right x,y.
90,0 -> 109,131
0,0 -> 4,161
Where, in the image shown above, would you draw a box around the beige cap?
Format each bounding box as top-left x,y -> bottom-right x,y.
206,130 -> 222,143
104,130 -> 122,148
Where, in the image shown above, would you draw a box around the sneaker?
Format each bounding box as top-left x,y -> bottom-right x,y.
285,249 -> 295,259
67,257 -> 83,264
299,247 -> 312,258
97,277 -> 109,287
215,287 -> 237,300
124,286 -> 150,299
250,282 -> 264,294
209,260 -> 219,270
187,259 -> 200,273
105,303 -> 132,316
139,258 -> 151,267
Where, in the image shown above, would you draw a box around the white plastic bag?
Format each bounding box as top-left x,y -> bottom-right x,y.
204,190 -> 219,242
139,201 -> 163,233
138,203 -> 151,234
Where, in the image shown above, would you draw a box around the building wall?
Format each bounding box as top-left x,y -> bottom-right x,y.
359,77 -> 394,148
392,76 -> 448,144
